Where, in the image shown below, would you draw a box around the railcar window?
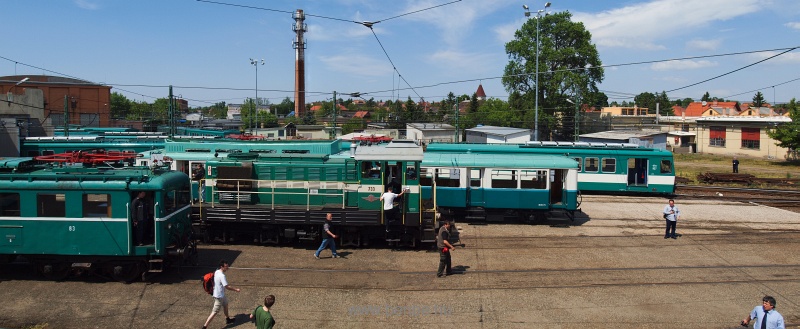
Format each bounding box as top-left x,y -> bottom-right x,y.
0,193 -> 21,217
163,188 -> 189,213
490,170 -> 517,188
585,157 -> 599,172
434,168 -> 460,187
520,170 -> 547,189
419,168 -> 433,186
405,163 -> 417,180
573,157 -> 582,171
38,193 -> 66,217
660,160 -> 672,174
83,194 -> 111,217
470,169 -> 482,187
601,158 -> 616,173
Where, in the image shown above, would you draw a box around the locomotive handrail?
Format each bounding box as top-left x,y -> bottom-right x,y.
206,178 -> 347,211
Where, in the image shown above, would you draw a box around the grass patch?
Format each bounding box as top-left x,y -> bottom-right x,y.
674,153 -> 800,184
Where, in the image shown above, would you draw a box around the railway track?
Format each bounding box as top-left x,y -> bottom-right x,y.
676,185 -> 800,212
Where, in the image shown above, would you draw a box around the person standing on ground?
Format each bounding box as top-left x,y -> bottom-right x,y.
733,157 -> 740,173
314,213 -> 339,259
741,295 -> 784,329
380,186 -> 405,231
250,295 -> 276,329
203,260 -> 241,329
663,199 -> 681,239
436,220 -> 456,277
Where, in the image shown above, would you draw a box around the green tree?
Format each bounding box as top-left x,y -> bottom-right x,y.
503,11 -> 604,140
110,92 -> 132,119
634,92 -> 655,112
752,91 -> 766,107
701,92 -> 711,102
469,93 -> 479,113
766,98 -> 800,157
476,98 -> 518,127
273,97 -> 294,116
585,91 -> 609,108
207,101 -> 228,119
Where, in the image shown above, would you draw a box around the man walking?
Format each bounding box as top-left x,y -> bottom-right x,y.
314,213 -> 339,259
663,199 -> 681,239
741,295 -> 784,329
203,260 -> 241,329
436,221 -> 456,277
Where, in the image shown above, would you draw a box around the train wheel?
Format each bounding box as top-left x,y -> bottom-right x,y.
110,262 -> 141,283
38,262 -> 70,281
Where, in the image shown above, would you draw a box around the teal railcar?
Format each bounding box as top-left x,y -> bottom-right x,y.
0,158 -> 195,282
426,142 -> 675,195
421,151 -> 579,222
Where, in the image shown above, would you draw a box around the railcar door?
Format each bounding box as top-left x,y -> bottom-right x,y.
550,169 -> 564,205
467,168 -> 485,207
627,158 -> 648,186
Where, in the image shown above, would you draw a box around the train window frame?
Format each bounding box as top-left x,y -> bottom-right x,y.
419,167 -> 433,186
469,169 -> 482,187
520,170 -> 548,189
37,193 -> 66,217
434,168 -> 460,187
490,169 -> 517,188
83,194 -> 111,217
0,193 -> 21,217
585,157 -> 599,172
660,160 -> 672,174
361,161 -> 381,179
601,158 -> 616,173
573,157 -> 582,171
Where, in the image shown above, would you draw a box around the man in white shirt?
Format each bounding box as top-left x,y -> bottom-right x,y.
380,186 -> 405,231
203,260 -> 241,329
663,199 -> 681,239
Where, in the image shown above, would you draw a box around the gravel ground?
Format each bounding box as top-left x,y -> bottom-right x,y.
1,195 -> 799,329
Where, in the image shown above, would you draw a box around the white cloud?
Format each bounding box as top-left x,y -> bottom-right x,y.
654,76 -> 687,83
651,59 -> 718,71
686,39 -> 722,51
399,0 -> 508,47
493,18 -> 527,44
426,50 -> 497,71
786,22 -> 800,30
74,0 -> 98,10
573,0 -> 762,50
318,54 -> 393,77
748,51 -> 800,64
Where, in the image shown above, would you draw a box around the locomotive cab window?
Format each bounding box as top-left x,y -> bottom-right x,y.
660,160 -> 673,174
361,161 -> 381,179
38,193 -> 66,217
0,193 -> 21,217
490,170 -> 517,188
601,158 -> 616,173
585,157 -> 599,172
83,194 -> 111,217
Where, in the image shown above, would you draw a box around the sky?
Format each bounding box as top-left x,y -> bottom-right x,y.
2,0 -> 799,108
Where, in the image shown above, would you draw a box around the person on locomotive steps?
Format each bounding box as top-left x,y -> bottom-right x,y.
314,213 -> 339,259
663,199 -> 681,239
380,186 -> 405,232
203,260 -> 241,329
130,191 -> 152,246
436,221 -> 456,278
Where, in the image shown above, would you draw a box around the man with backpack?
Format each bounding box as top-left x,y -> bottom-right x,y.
203,260 -> 241,329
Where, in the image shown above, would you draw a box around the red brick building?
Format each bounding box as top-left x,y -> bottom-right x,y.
1,75 -> 111,127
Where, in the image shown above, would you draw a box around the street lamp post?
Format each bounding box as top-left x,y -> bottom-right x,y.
524,2 -> 551,141
250,58 -> 264,134
566,98 -> 579,142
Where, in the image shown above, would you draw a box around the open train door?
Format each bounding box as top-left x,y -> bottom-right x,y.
627,158 -> 648,186
549,169 -> 564,205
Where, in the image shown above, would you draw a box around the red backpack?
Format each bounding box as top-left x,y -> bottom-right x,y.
202,272 -> 214,294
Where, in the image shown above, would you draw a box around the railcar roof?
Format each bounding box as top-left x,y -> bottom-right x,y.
353,140 -> 423,161
0,163 -> 188,189
426,143 -> 673,156
423,152 -> 577,169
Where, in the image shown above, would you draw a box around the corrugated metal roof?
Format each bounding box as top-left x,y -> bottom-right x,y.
466,125 -> 530,136
578,130 -> 665,140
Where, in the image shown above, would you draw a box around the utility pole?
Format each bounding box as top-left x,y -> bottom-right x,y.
331,90 -> 337,139
63,96 -> 69,137
453,103 -> 459,143
168,85 -> 174,138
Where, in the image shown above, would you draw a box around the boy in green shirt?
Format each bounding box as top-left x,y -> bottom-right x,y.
250,295 -> 276,329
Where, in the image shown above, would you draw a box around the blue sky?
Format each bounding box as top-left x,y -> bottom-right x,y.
2,0 -> 799,108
